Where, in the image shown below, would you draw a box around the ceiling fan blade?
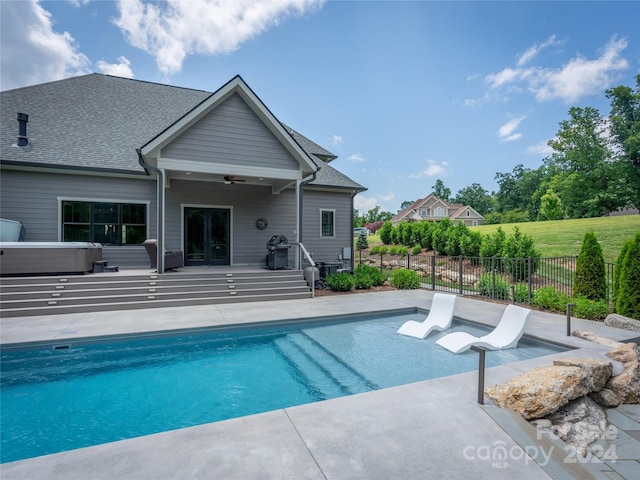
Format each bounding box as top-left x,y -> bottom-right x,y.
224,175 -> 246,183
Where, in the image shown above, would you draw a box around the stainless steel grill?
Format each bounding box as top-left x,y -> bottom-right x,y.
266,235 -> 290,270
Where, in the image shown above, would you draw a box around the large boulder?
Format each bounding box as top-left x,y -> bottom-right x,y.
605,343 -> 640,404
543,396 -> 608,458
604,313 -> 640,332
572,330 -> 625,348
485,358 -> 612,420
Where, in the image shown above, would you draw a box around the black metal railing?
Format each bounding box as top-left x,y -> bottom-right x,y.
358,252 -> 615,305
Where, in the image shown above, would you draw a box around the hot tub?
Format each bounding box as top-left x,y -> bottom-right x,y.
0,242 -> 102,276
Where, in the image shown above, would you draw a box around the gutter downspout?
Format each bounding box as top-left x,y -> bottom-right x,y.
137,149 -> 164,274
296,168 -> 319,269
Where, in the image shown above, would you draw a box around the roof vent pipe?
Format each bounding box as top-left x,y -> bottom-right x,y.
17,113 -> 29,147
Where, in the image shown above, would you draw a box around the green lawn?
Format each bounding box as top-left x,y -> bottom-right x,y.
470,215 -> 640,264
364,215 -> 640,264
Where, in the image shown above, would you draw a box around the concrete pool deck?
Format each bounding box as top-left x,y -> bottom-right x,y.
1,290 -> 639,479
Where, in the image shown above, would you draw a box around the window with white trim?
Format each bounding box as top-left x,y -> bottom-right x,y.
62,201 -> 147,245
320,209 -> 335,237
466,209 -> 470,217
434,207 -> 444,217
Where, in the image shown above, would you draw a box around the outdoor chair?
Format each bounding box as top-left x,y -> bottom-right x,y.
397,293 -> 457,339
436,304 -> 531,354
142,239 -> 184,270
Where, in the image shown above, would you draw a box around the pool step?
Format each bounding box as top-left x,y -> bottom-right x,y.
274,332 -> 374,399
0,270 -> 312,317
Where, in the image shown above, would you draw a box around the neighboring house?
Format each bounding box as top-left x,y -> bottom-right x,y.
391,194 -> 484,227
0,74 -> 366,272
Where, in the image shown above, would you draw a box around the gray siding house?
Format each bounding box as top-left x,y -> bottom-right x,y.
0,74 -> 365,272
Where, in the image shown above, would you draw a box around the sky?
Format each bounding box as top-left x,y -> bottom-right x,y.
1,1 -> 638,215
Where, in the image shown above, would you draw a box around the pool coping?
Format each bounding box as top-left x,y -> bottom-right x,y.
1,290 -> 639,479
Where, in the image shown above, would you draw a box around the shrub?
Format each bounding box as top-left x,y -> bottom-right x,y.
480,227 -> 506,271
482,212 -> 503,225
419,221 -> 434,250
411,245 -> 422,255
354,264 -> 386,286
513,282 -> 531,303
370,245 -> 388,255
460,229 -> 482,263
502,226 -> 540,281
390,268 -> 420,289
477,273 -> 510,300
532,286 -> 570,311
432,218 -> 453,254
616,233 -> 640,319
353,271 -> 374,289
574,231 -> 607,301
612,239 -> 631,307
389,245 -> 408,255
379,221 -> 394,245
572,296 -> 610,321
326,272 -> 355,292
444,222 -> 468,257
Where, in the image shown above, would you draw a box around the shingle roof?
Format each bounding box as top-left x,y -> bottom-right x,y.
0,73 -> 358,193
282,124 -> 337,163
310,157 -> 366,192
1,74 -> 211,173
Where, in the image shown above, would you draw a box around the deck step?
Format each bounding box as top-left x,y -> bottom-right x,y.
0,270 -> 312,317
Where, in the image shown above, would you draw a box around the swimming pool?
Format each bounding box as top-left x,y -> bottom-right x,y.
0,310 -> 568,463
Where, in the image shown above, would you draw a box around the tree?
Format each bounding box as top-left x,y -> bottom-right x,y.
574,231 -> 607,301
356,230 -> 369,264
612,238 -> 631,307
432,179 -> 451,201
546,106 -> 627,217
364,206 -> 392,223
452,183 -> 495,215
399,200 -> 414,212
538,188 -> 564,221
615,233 -> 640,319
606,74 -> 640,208
494,164 -> 544,219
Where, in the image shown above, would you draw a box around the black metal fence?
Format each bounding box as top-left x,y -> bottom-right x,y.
358,253 -> 615,305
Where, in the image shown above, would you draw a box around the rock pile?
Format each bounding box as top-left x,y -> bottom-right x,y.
485,337 -> 639,456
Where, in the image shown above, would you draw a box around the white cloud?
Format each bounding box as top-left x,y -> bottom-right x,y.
517,34 -> 564,67
332,134 -> 343,145
409,159 -> 448,179
0,0 -> 91,90
486,35 -> 629,104
498,116 -> 526,142
526,140 -> 554,156
354,192 -> 395,213
348,153 -> 365,162
96,56 -> 134,78
531,36 -> 629,103
114,0 -> 325,76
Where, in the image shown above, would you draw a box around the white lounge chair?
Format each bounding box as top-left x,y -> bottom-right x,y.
397,293 -> 457,339
436,304 -> 532,354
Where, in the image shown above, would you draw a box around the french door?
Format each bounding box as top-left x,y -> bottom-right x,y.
184,207 -> 230,266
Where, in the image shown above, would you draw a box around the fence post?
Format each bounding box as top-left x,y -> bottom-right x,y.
407,253 -> 410,270
458,255 -> 463,294
491,257 -> 496,301
431,253 -> 436,290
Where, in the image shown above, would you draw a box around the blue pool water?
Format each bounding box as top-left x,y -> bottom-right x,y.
0,310 -> 567,463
